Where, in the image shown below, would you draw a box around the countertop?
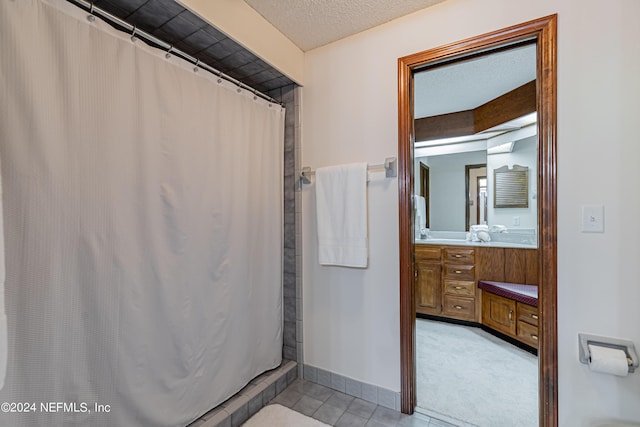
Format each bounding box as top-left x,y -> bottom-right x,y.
415,238 -> 537,249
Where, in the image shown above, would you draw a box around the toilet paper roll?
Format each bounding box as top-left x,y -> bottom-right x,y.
588,344 -> 629,377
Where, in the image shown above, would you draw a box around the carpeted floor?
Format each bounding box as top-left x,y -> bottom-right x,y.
416,319 -> 538,427
243,404 -> 331,427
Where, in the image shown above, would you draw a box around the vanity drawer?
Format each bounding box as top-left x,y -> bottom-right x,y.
415,245 -> 441,261
444,280 -> 475,297
443,295 -> 476,320
517,302 -> 539,327
517,320 -> 539,349
443,248 -> 475,264
443,264 -> 475,281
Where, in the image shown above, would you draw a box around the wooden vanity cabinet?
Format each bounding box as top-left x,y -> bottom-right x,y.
482,292 -> 516,336
516,302 -> 539,348
442,247 -> 477,321
416,244 -> 540,348
481,292 -> 539,349
415,245 -> 478,321
415,246 -> 442,316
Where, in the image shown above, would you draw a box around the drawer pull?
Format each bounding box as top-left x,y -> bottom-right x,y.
454,286 -> 464,290
452,305 -> 463,310
454,254 -> 463,258
531,314 -> 539,320
508,309 -> 514,321
531,334 -> 539,341
454,270 -> 462,274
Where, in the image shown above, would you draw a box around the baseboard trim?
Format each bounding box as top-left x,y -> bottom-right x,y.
302,364 -> 400,412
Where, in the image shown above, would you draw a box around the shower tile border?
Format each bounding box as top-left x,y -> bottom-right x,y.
187,360 -> 297,427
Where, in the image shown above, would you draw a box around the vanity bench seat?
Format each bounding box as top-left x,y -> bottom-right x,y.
479,281 -> 539,349
478,281 -> 538,307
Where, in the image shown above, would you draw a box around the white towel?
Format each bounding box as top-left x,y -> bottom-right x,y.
315,163 -> 368,268
414,195 -> 426,230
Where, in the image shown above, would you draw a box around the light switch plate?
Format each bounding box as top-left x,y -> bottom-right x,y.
581,205 -> 604,233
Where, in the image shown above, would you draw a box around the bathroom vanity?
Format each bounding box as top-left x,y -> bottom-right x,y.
415,244 -> 478,321
415,241 -> 539,349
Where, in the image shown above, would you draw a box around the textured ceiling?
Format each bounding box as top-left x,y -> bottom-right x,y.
243,0 -> 447,51
88,0 -> 294,94
82,0 -> 534,109
414,44 -> 537,118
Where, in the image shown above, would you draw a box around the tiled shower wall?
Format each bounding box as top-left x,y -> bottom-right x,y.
267,84 -> 302,374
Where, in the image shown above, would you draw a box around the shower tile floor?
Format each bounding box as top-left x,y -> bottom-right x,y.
275,379 -> 458,427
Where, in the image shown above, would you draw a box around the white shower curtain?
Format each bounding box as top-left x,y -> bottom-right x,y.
0,1 -> 284,426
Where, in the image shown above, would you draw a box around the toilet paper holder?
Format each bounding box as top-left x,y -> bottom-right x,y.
578,333 -> 638,374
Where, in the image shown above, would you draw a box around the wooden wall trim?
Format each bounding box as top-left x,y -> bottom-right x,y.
415,110 -> 474,141
397,49 -> 416,414
397,15 -> 557,425
415,80 -> 536,142
536,14 -> 558,427
474,80 -> 536,133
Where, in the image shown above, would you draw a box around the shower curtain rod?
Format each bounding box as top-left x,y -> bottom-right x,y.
65,0 -> 285,107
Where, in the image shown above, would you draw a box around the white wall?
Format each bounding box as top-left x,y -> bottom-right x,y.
301,0 -> 640,425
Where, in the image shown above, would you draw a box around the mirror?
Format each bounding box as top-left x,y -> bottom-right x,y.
412,44 -> 538,245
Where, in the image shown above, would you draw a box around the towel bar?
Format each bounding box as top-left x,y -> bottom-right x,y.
299,157 -> 397,185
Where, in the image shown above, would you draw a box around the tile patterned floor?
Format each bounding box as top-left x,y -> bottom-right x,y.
270,378 -> 458,427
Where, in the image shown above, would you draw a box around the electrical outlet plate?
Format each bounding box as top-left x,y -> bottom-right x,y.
581,205 -> 604,233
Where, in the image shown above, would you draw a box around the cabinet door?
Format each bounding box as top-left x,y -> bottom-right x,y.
482,292 -> 516,336
415,261 -> 442,315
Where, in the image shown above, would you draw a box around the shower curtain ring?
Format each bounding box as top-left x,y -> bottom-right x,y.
253,89 -> 258,100
193,59 -> 200,73
130,26 -> 138,42
87,2 -> 96,22
165,45 -> 173,59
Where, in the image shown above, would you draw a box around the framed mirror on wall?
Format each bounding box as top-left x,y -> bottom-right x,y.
398,15 -> 557,426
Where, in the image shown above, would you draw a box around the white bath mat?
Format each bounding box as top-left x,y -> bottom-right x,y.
243,404 -> 330,427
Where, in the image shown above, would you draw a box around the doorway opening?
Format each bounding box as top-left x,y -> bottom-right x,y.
420,162 -> 430,228
466,164 -> 487,231
397,15 -> 557,426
